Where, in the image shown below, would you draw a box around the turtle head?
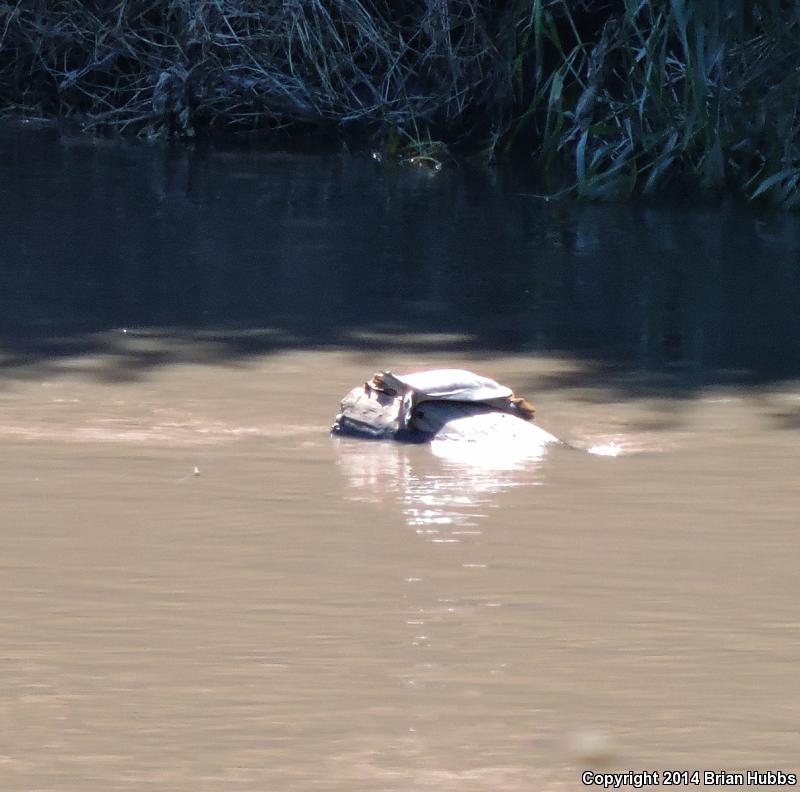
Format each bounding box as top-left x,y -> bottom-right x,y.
371,371 -> 405,396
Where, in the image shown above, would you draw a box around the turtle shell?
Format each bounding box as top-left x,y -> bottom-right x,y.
380,369 -> 513,402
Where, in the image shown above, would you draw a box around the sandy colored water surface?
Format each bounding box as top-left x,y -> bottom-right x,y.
1,342 -> 799,791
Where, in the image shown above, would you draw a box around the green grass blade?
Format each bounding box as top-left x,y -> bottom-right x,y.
751,169 -> 798,200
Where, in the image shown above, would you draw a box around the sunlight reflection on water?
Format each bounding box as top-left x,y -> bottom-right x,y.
334,436 -> 547,536
586,442 -> 622,457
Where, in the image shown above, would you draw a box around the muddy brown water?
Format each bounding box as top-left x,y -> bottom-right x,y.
2,345 -> 799,791
2,122 -> 800,790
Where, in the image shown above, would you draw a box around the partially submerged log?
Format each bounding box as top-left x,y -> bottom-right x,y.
332,370 -> 560,450
333,384 -> 408,440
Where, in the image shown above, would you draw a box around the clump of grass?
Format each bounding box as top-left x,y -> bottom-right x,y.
511,0 -> 800,206
0,0 -> 517,142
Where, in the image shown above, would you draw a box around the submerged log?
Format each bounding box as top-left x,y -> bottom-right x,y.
415,402 -> 560,447
332,382 -> 560,449
333,384 -> 406,440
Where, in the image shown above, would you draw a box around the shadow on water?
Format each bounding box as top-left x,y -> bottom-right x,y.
3,121 -> 800,394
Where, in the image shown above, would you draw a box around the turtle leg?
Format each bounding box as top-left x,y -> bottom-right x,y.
510,396 -> 536,420
399,391 -> 416,430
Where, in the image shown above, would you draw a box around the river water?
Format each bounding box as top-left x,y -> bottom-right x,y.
1,123 -> 800,790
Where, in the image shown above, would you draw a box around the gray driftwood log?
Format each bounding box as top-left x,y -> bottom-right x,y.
332,369 -> 561,449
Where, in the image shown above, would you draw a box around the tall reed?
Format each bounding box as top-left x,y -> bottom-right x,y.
512,0 -> 800,206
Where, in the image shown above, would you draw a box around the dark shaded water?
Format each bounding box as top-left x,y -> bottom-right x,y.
3,122 -> 800,791
3,121 -> 800,377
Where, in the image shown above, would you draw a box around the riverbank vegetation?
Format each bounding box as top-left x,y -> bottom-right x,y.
1,1 -> 798,205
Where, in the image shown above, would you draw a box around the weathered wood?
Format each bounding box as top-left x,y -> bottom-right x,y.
333,385 -> 402,439
414,402 -> 560,447
333,383 -> 560,449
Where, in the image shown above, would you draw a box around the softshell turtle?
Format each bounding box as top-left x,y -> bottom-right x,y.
374,368 -> 535,430
332,369 -> 559,451
378,368 -> 512,401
